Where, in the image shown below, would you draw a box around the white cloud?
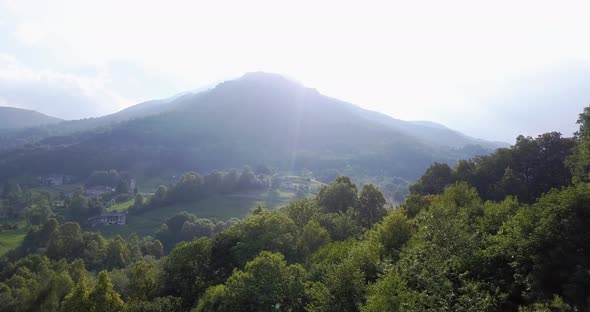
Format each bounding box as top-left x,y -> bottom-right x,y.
0,54 -> 131,119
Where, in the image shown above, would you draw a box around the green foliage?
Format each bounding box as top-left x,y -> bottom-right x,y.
193,284 -> 228,312
125,296 -> 183,312
284,198 -> 321,228
68,191 -> 90,221
306,259 -> 366,312
410,162 -> 455,195
127,261 -> 159,301
129,169 -> 271,216
62,273 -> 93,312
5,219 -> 151,272
196,251 -> 309,312
357,184 -> 387,227
24,200 -> 53,225
369,210 -> 412,261
399,193 -> 430,218
317,209 -> 363,241
518,296 -> 572,312
362,271 -> 416,312
317,177 -> 358,213
162,238 -> 212,307
155,211 -> 230,250
297,220 -> 331,257
486,183 -> 590,309
115,180 -> 130,194
227,209 -> 298,265
567,106 -> 590,184
411,133 -> 575,203
89,271 -> 125,312
2,160 -> 590,312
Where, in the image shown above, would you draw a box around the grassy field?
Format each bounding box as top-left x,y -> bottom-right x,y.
106,199 -> 135,212
0,224 -> 28,256
97,190 -> 295,238
31,183 -> 83,196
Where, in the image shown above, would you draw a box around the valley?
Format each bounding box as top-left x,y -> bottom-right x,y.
0,73 -> 587,312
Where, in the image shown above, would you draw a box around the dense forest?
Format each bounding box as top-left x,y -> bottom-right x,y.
0,108 -> 590,311
0,106 -> 588,311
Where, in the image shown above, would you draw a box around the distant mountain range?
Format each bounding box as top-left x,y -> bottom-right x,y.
0,72 -> 505,182
0,107 -> 62,130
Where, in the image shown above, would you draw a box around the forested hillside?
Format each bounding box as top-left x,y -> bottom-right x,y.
0,106 -> 588,311
0,73 -> 501,184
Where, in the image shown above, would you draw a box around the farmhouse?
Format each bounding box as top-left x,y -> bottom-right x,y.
88,212 -> 127,226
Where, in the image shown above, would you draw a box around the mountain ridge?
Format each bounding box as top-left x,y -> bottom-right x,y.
0,107 -> 62,130
0,72 -> 502,183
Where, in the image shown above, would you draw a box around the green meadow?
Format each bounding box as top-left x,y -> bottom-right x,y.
97,190 -> 295,238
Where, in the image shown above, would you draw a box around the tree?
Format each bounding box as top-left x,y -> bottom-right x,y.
128,261 -> 159,301
369,210 -> 412,260
170,172 -> 204,202
88,271 -> 125,312
68,192 -> 89,221
130,193 -> 145,213
489,184 -> 590,309
46,222 -> 85,261
318,209 -> 363,241
194,285 -> 228,312
196,251 -> 309,312
229,209 -> 299,265
204,171 -> 224,193
409,162 -> 455,195
143,239 -> 164,258
0,283 -> 12,310
362,271 -> 416,312
357,184 -> 387,227
221,169 -> 240,193
124,296 -> 183,312
62,274 -> 93,312
399,193 -> 429,218
163,238 -> 212,307
152,185 -> 168,205
297,220 -> 331,257
317,176 -> 358,213
88,198 -> 105,216
567,106 -> 590,183
24,200 -> 53,225
41,271 -> 74,312
179,219 -> 215,242
307,260 -> 367,312
166,211 -> 197,233
284,198 -> 321,228
115,180 -> 130,194
237,166 -> 263,191
105,237 -> 132,269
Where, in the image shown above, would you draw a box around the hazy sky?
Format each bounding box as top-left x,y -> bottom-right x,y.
0,0 -> 589,142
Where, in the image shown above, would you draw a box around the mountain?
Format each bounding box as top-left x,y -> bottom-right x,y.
0,73 -> 502,182
0,107 -> 62,130
0,88 -> 216,152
